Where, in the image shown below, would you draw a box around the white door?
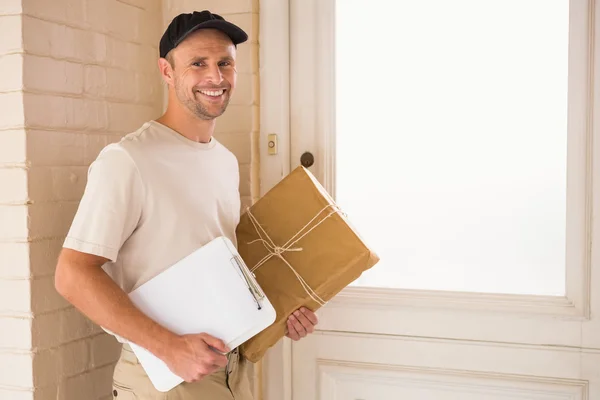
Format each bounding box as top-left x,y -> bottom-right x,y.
259,0 -> 600,399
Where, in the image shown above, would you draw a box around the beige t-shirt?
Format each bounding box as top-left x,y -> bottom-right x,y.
63,120 -> 241,296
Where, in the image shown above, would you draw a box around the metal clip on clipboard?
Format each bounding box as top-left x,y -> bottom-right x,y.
231,255 -> 265,310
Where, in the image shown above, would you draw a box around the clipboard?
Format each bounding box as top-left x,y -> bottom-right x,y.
125,236 -> 276,392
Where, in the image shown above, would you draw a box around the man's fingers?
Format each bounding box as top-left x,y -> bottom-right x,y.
205,352 -> 228,368
300,307 -> 318,325
293,310 -> 314,334
287,319 -> 300,341
289,314 -> 306,336
199,333 -> 230,353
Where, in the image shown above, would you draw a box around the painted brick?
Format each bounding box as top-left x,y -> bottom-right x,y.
0,317 -> 32,349
106,37 -> 139,71
23,55 -> 83,95
22,17 -> 107,64
0,278 -> 31,314
0,53 -> 24,92
84,0 -> 110,33
107,102 -> 157,133
239,163 -> 251,197
215,105 -> 253,134
27,130 -> 85,166
24,94 -> 108,131
107,0 -> 141,43
252,72 -> 259,105
135,71 -> 163,105
21,16 -> 52,56
223,12 -> 258,42
57,373 -> 96,400
90,334 -> 120,368
251,135 -> 260,200
0,15 -> 23,54
32,385 -> 58,400
22,0 -> 85,27
251,105 -> 259,132
165,0 -> 253,17
0,167 -> 28,204
138,8 -> 161,46
33,308 -> 99,350
0,205 -> 28,240
28,166 -> 88,203
0,389 -> 34,400
0,351 -> 34,388
215,132 -> 251,164
0,242 -> 30,278
106,68 -> 137,102
119,0 -> 149,10
83,134 -> 111,164
233,41 -> 258,74
30,238 -> 64,279
0,0 -> 23,15
78,30 -> 109,64
0,130 -> 26,163
32,307 -> 100,349
93,364 -> 117,399
230,72 -> 254,106
64,364 -> 115,400
83,65 -> 107,97
34,339 -> 91,387
27,202 -> 79,239
136,44 -> 159,72
30,276 -> 69,314
87,65 -> 154,103
0,92 -> 25,129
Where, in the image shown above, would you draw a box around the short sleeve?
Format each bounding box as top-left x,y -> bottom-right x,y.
63,144 -> 144,262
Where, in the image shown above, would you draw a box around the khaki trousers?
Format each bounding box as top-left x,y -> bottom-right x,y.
111,344 -> 253,400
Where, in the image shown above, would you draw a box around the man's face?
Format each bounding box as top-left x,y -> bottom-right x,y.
167,29 -> 237,120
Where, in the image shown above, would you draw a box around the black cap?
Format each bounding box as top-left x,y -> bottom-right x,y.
160,10 -> 248,58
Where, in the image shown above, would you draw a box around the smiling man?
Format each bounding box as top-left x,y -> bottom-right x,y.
54,11 -> 318,400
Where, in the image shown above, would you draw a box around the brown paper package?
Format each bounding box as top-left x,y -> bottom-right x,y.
236,166 -> 379,363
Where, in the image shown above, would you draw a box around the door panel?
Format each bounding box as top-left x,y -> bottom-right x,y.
293,333 -> 594,400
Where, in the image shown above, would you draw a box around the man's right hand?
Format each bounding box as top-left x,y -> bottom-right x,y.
163,333 -> 230,382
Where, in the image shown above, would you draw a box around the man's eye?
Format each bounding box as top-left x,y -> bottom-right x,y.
219,62 -> 231,67
192,62 -> 204,67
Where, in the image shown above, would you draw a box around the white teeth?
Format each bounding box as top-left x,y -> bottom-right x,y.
199,90 -> 224,97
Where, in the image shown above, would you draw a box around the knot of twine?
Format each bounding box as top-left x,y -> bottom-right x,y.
245,204 -> 343,307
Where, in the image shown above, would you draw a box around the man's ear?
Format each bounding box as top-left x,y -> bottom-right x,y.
158,57 -> 174,85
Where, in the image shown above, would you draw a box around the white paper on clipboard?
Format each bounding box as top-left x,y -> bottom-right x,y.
125,236 -> 276,392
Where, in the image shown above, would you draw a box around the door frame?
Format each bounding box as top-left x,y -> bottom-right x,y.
258,1 -> 294,398
258,0 -> 600,398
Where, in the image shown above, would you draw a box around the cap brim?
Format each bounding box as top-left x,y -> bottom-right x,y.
175,20 -> 249,47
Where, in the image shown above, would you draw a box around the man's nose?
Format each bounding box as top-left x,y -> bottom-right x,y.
205,64 -> 224,85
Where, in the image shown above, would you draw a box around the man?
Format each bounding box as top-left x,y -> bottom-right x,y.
55,11 -> 318,399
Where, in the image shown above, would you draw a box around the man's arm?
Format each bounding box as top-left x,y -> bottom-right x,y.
55,248 -> 177,358
55,248 -> 229,382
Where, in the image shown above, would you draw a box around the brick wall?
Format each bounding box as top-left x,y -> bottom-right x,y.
1,0 -> 164,398
1,0 -> 260,398
0,3 -> 34,400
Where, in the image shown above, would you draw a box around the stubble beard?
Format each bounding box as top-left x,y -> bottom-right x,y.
174,77 -> 231,120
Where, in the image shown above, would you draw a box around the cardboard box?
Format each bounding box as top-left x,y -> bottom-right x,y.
236,166 -> 379,363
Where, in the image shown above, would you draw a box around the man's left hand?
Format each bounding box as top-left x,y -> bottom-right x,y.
285,307 -> 318,341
